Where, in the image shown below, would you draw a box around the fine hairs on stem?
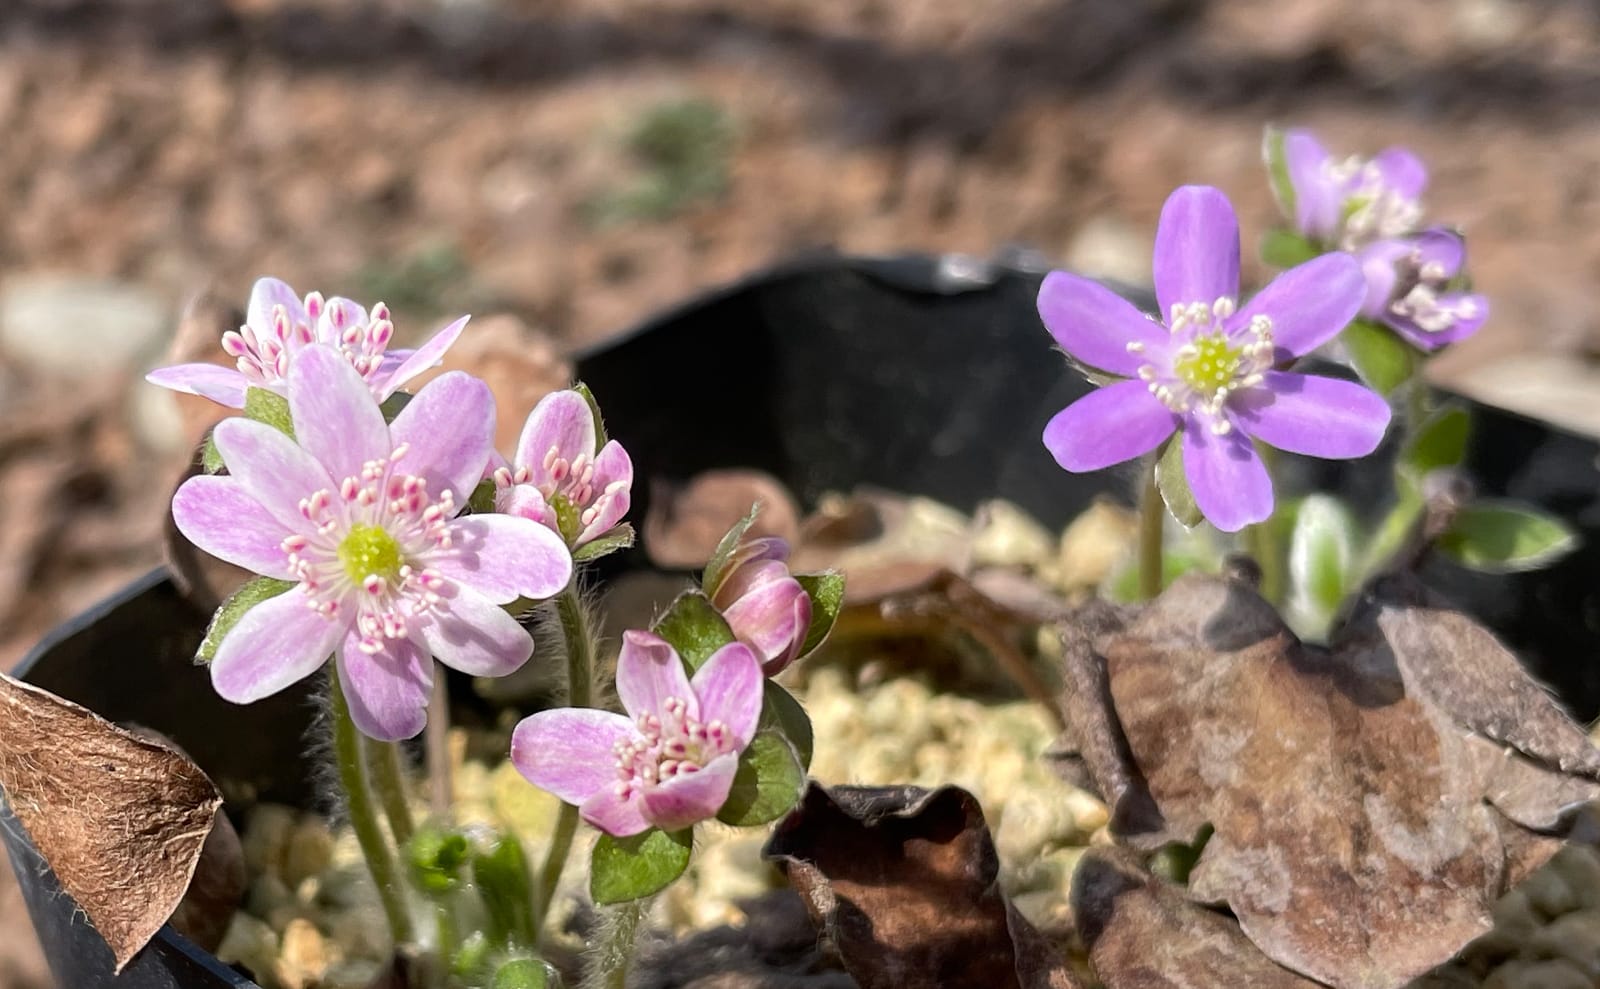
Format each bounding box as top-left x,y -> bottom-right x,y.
426,668 -> 451,816
582,897 -> 650,989
1137,457 -> 1164,601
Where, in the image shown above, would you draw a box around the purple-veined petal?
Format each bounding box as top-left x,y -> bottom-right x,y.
374,315 -> 470,399
575,440 -> 634,546
172,475 -> 294,579
708,536 -> 790,604
640,752 -> 739,831
615,630 -> 696,723
1237,252 -> 1365,359
1231,372 -> 1391,459
1283,129 -> 1339,240
390,371 -> 496,505
511,708 -> 636,806
1413,228 -> 1465,278
420,582 -> 536,677
690,642 -> 764,745
513,391 -> 597,486
1373,147 -> 1428,201
287,344 -> 391,483
1042,380 -> 1176,473
316,297 -> 370,347
1355,239 -> 1412,320
211,585 -> 343,704
498,484 -> 555,528
1385,292 -> 1489,352
144,363 -> 250,408
424,514 -> 572,603
1181,421 -> 1273,533
246,277 -> 306,335
722,575 -> 809,671
1153,186 -> 1241,319
211,417 -> 332,534
1037,271 -> 1171,376
579,787 -> 651,837
337,632 -> 432,741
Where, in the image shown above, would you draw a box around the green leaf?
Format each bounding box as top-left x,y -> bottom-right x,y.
1106,550 -> 1209,603
590,827 -> 692,904
792,571 -> 845,658
201,432 -> 227,474
651,590 -> 736,670
573,523 -> 636,563
1260,229 -> 1320,270
1436,501 -> 1579,574
1341,318 -> 1418,396
406,826 -> 470,898
701,505 -> 760,597
1287,495 -> 1358,626
198,576 -> 295,662
244,386 -> 294,437
759,681 -> 813,769
450,931 -> 493,984
1262,126 -> 1295,219
550,493 -> 582,545
1155,438 -> 1203,528
468,478 -> 499,515
716,731 -> 806,827
490,958 -> 553,989
1398,402 -> 1471,491
472,833 -> 537,948
573,381 -> 609,447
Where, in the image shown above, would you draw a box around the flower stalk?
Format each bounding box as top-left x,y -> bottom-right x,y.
1137,458 -> 1164,601
366,737 -> 416,847
532,584 -> 597,933
330,672 -> 414,946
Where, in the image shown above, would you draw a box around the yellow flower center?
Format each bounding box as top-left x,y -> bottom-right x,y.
1173,333 -> 1244,399
338,523 -> 404,587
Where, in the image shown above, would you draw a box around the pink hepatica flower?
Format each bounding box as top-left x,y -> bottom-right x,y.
1356,229 -> 1488,352
171,344 -> 573,739
707,537 -> 811,676
492,389 -> 633,548
147,276 -> 467,408
1040,186 -> 1392,533
511,631 -> 762,836
1278,128 -> 1427,252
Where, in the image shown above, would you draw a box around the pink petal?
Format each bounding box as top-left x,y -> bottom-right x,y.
144,363 -> 250,408
1037,271 -> 1170,377
511,707 -> 637,806
513,391 -> 597,486
287,344 -> 391,483
374,315 -> 469,398
316,297 -> 370,346
1232,372 -> 1391,459
579,787 -> 652,837
690,643 -> 764,745
246,277 -> 306,334
640,752 -> 739,831
1181,421 -> 1273,533
714,558 -> 790,610
616,630 -> 697,723
1237,252 -> 1365,360
1153,186 -> 1241,320
211,585 -> 343,704
764,591 -> 813,676
498,484 -> 555,528
1282,129 -> 1338,240
708,537 -> 791,605
575,439 -> 634,546
211,417 -> 332,534
722,574 -> 809,670
425,514 -> 572,603
420,582 -> 536,677
1042,380 -> 1177,473
337,632 -> 432,741
390,371 -> 496,506
171,475 -> 294,579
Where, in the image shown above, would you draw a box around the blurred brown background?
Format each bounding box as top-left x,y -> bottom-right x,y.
4,0 -> 1600,984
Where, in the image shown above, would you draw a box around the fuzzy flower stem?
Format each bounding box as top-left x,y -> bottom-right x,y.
366,737 -> 416,847
426,669 -> 452,817
1137,458 -> 1165,601
1244,445 -> 1285,604
331,672 -> 415,946
584,898 -> 649,989
533,584 -> 596,934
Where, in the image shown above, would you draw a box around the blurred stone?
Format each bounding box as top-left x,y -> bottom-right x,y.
1483,958 -> 1592,989
0,276 -> 170,377
423,313 -> 571,455
1063,214 -> 1151,288
1450,353 -> 1600,442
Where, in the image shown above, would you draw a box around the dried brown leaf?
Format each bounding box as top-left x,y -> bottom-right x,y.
644,469 -> 802,570
764,783 -> 1080,989
0,673 -> 222,971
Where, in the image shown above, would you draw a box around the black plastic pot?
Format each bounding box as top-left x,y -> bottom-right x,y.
7,252 -> 1600,988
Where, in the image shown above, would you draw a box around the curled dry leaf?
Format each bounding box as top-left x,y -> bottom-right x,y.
0,672 -> 222,972
764,783 -> 1080,989
644,469 -> 802,570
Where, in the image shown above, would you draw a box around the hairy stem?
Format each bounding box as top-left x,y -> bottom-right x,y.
366,739 -> 416,848
1137,458 -> 1165,601
583,898 -> 649,989
330,673 -> 414,946
1246,445 -> 1285,604
534,585 -> 597,934
426,666 -> 452,817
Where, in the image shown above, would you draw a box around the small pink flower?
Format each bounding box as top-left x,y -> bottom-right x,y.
492,389 -> 633,548
510,631 -> 763,836
708,537 -> 812,676
147,276 -> 467,408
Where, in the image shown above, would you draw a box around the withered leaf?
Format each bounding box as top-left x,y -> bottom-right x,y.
644,469 -> 801,570
0,672 -> 222,972
764,783 -> 1080,989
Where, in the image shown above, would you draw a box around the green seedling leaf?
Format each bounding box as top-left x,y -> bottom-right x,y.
716,731 -> 806,827
1287,495 -> 1358,632
468,478 -> 499,515
573,523 -> 636,563
407,826 -> 469,898
198,577 -> 295,662
1107,550 -> 1210,603
590,827 -> 692,904
793,571 -> 845,658
472,833 -> 537,948
759,681 -> 814,770
700,504 -> 760,597
1341,318 -> 1418,396
1156,438 -> 1203,528
490,957 -> 553,989
243,386 -> 294,437
1398,403 -> 1471,492
450,931 -> 493,984
1263,127 -> 1295,219
1260,229 -> 1320,270
652,590 -> 736,670
573,381 -> 609,447
200,433 -> 227,474
1436,501 -> 1579,574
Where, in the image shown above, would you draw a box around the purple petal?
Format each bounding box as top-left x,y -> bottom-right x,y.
144,364 -> 250,408
498,484 -> 555,528
373,315 -> 470,399
1355,240 -> 1412,320
640,752 -> 739,831
690,642 -> 764,745
1282,129 -> 1339,240
316,297 -> 370,346
513,391 -> 597,484
246,277 -> 306,334
575,440 -> 634,546
1232,372 -> 1391,459
722,574 -> 809,671
1386,292 -> 1489,352
1042,380 -> 1176,473
511,707 -> 636,806
210,585 -> 342,704
211,417 -> 332,534
287,344 -> 391,482
615,630 -> 696,722
337,632 -> 432,741
1413,228 -> 1465,278
579,787 -> 651,837
420,583 -> 536,677
1181,422 -> 1273,533
1237,252 -> 1365,360
172,475 -> 294,579
425,514 -> 572,603
391,371 -> 496,505
1037,271 -> 1171,376
1153,186 -> 1241,319
1373,147 -> 1428,200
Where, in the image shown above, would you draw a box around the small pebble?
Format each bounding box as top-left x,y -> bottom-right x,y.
283,818 -> 335,888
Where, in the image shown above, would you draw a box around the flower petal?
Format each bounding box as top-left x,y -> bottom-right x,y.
615,630 -> 696,723
1232,372 -> 1391,459
316,297 -> 370,347
426,514 -> 573,603
579,787 -> 651,837
210,585 -> 342,704
1042,380 -> 1176,473
390,371 -> 496,505
575,439 -> 634,546
1355,239 -> 1412,320
722,574 -> 809,672
1373,147 -> 1428,201
511,708 -> 636,806
421,582 -> 536,677
497,484 -> 555,528
144,364 -> 250,408
1153,186 -> 1241,319
246,277 -> 306,334
1283,129 -> 1339,240
1181,422 -> 1273,533
374,315 -> 470,398
1237,252 -> 1365,360
337,633 -> 432,741
287,344 -> 391,482
211,417 -> 333,534
1413,228 -> 1465,278
1037,271 -> 1170,376
708,537 -> 791,605
640,752 -> 739,831
172,475 -> 294,578
1386,292 -> 1489,352
514,391 -> 597,485
690,642 -> 764,745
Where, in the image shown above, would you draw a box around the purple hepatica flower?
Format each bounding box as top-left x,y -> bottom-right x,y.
171,344 -> 573,740
1355,229 -> 1489,352
491,389 -> 633,548
1040,186 -> 1392,533
1278,129 -> 1427,252
707,536 -> 812,676
147,276 -> 467,408
510,631 -> 762,836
